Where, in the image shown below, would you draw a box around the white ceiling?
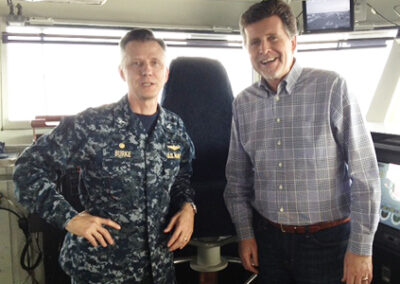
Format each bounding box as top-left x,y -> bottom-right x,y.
0,0 -> 399,32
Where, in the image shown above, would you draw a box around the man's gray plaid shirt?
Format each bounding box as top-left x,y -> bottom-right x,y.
224,61 -> 381,256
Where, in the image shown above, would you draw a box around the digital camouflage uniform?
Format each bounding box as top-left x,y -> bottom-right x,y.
13,95 -> 195,284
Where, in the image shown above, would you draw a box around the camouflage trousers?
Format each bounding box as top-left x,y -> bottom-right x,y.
71,276 -> 153,284
70,268 -> 153,284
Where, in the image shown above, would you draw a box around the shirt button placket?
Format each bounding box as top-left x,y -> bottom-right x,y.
275,94 -> 284,217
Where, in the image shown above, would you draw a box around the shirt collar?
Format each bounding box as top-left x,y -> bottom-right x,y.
257,59 -> 303,97
113,94 -> 164,129
285,60 -> 302,94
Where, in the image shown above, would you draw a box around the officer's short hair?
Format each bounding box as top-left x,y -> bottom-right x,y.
119,28 -> 166,52
240,0 -> 297,44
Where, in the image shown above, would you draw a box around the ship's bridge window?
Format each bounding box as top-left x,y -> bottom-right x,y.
2,26 -> 399,133
1,26 -> 252,130
296,30 -> 396,118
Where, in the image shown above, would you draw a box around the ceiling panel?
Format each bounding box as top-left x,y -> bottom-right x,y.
0,0 -> 399,31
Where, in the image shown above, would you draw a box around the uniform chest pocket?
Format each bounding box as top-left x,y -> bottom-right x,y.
100,145 -> 141,176
99,153 -> 136,203
101,157 -> 133,177
157,155 -> 180,195
160,144 -> 182,180
161,155 -> 180,178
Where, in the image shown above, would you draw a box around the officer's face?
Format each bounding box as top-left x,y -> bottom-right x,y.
245,15 -> 296,91
119,40 -> 169,103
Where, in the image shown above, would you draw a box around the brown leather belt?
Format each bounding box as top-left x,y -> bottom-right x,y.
265,217 -> 351,234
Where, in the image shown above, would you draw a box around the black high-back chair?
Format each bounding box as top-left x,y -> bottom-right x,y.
161,57 -> 257,283
161,56 -> 235,238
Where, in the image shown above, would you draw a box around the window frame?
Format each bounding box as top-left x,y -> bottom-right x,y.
1,25 -> 398,132
0,25 -> 246,130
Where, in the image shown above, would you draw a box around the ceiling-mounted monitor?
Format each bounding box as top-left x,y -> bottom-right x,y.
302,0 -> 354,33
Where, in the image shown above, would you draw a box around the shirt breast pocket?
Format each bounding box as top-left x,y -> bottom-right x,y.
159,146 -> 182,192
161,155 -> 180,178
99,152 -> 135,204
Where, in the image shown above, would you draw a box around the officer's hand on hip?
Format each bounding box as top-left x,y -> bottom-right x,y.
164,202 -> 195,252
239,238 -> 259,274
65,211 -> 121,247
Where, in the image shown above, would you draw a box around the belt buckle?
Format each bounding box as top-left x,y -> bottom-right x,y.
280,223 -> 286,233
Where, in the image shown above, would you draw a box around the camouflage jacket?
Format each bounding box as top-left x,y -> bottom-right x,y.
13,95 -> 195,283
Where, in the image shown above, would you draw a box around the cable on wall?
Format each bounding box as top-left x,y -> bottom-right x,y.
0,193 -> 42,284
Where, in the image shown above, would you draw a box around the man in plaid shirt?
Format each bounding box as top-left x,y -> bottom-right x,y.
224,1 -> 381,283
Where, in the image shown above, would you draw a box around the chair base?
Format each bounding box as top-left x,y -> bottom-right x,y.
190,253 -> 228,272
174,236 -> 258,283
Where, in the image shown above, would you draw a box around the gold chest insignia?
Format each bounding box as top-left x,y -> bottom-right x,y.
167,144 -> 181,159
167,145 -> 181,151
114,150 -> 131,158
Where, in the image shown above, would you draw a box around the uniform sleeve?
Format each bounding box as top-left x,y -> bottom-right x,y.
330,76 -> 381,256
169,124 -> 195,212
13,116 -> 89,229
223,101 -> 255,240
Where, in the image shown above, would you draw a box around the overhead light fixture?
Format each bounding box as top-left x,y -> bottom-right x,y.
20,0 -> 108,5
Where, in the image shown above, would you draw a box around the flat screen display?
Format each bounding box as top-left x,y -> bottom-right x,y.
302,0 -> 354,33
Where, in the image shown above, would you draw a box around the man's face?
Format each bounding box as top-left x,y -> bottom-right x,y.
244,15 -> 296,90
119,40 -> 168,102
